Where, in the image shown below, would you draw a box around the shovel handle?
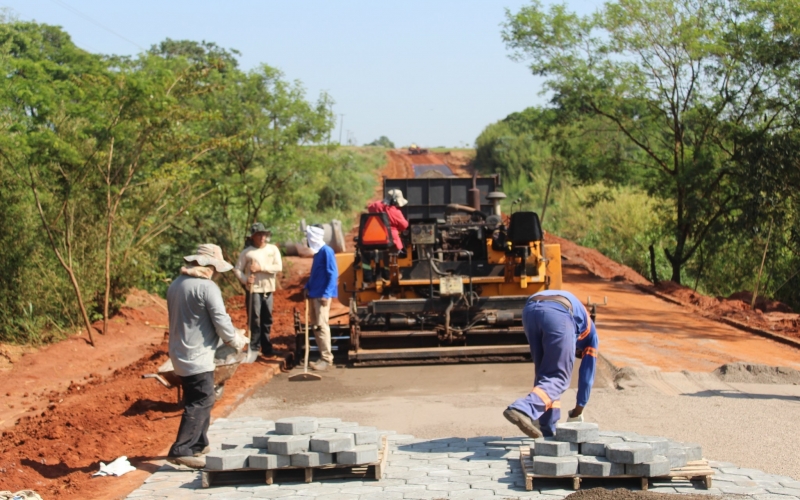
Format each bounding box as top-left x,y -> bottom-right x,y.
304,298 -> 311,373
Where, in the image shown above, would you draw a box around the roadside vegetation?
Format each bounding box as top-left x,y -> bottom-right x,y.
0,19 -> 376,344
476,0 -> 800,308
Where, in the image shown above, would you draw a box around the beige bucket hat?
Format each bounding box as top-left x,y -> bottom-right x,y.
183,243 -> 233,273
385,188 -> 408,207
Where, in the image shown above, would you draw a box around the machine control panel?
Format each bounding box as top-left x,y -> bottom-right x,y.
411,223 -> 436,245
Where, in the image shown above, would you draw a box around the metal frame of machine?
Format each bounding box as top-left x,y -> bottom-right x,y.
295,174 -> 563,365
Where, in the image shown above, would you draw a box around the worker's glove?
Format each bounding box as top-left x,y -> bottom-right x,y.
321,298 -> 330,307
228,328 -> 248,352
567,407 -> 584,423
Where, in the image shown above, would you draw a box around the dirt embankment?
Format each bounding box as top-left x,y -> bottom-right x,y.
0,274 -> 304,499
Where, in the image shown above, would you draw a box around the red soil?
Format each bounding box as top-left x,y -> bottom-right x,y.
0,279 -> 298,499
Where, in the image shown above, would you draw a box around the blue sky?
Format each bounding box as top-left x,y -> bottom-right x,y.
2,1 -> 603,148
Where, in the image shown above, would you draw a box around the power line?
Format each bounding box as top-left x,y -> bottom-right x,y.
47,0 -> 144,51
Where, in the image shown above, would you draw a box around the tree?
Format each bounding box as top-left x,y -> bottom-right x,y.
367,136 -> 395,148
503,0 -> 800,283
0,21 -> 112,345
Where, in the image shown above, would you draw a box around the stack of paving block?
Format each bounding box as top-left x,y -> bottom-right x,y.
205,416 -> 385,471
530,422 -> 703,478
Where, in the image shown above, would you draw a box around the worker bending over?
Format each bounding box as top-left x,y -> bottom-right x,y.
504,290 -> 599,438
304,225 -> 339,371
235,222 -> 282,361
167,244 -> 247,468
367,189 -> 409,254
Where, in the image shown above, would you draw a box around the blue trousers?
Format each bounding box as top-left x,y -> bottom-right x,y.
509,301 -> 576,436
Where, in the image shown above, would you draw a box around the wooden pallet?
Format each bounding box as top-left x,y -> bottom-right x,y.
201,436 -> 388,488
519,446 -> 714,491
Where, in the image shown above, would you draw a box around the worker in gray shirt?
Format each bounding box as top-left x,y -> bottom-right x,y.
167,243 -> 247,468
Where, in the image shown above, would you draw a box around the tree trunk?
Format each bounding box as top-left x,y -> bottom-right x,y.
751,220 -> 773,310
648,244 -> 659,285
540,159 -> 556,223
103,138 -> 114,336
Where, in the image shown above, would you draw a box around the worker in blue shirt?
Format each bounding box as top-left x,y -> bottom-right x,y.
304,225 -> 339,371
504,290 -> 599,438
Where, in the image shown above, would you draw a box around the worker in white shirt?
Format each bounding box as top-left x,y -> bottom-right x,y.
234,223 -> 283,362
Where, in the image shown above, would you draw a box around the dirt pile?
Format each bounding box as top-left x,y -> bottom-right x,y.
546,233 -> 651,286
651,280 -> 800,342
564,488 -> 721,500
714,362 -> 800,384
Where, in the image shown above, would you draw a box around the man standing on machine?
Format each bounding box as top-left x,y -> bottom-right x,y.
235,222 -> 282,362
367,188 -> 409,255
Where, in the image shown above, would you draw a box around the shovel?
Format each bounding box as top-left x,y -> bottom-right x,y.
289,297 -> 322,381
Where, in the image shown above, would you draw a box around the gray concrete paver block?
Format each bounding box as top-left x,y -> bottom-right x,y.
554,422 -> 599,443
427,468 -> 470,477
408,464 -> 450,473
275,417 -> 319,435
766,487 -> 800,496
578,455 -> 624,476
449,475 -> 506,484
782,481 -> 800,489
349,427 -> 379,445
310,433 -> 356,453
206,450 -> 250,470
664,448 -> 687,468
250,490 -> 302,498
249,451 -> 291,469
755,495 -> 800,500
719,467 -> 766,476
605,442 -> 654,464
446,461 -> 492,471
532,437 -> 579,457
291,451 -> 335,467
626,455 -> 671,477
426,481 -> 471,491
532,456 -> 579,476
268,435 -> 311,455
357,493 -> 404,500
579,436 -> 622,457
338,486 -> 384,495
337,444 -> 379,464
717,485 -> 767,495
304,494 -> 360,500
622,435 -> 669,456
448,489 -> 499,498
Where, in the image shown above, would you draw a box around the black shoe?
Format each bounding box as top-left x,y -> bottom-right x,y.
503,408 -> 543,439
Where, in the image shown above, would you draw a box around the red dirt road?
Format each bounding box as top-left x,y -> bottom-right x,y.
2,149 -> 800,498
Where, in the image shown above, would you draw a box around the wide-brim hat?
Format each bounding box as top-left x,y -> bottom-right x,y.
248,222 -> 272,237
184,243 -> 233,273
385,188 -> 408,208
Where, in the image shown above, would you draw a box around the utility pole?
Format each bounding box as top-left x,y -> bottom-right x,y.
338,114 -> 344,144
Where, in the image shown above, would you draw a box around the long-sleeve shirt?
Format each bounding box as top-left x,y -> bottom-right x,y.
234,243 -> 282,293
167,274 -> 246,377
305,244 -> 338,299
531,290 -> 599,407
367,200 -> 409,250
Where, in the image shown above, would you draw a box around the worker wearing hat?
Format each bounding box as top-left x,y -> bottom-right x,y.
167,243 -> 247,468
366,188 -> 409,253
234,222 -> 283,362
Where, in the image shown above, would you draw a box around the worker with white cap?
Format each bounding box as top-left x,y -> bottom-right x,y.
367,189 -> 409,252
304,225 -> 338,371
166,243 -> 247,468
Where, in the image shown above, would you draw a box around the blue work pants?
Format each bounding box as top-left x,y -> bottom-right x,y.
509,301 -> 576,436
